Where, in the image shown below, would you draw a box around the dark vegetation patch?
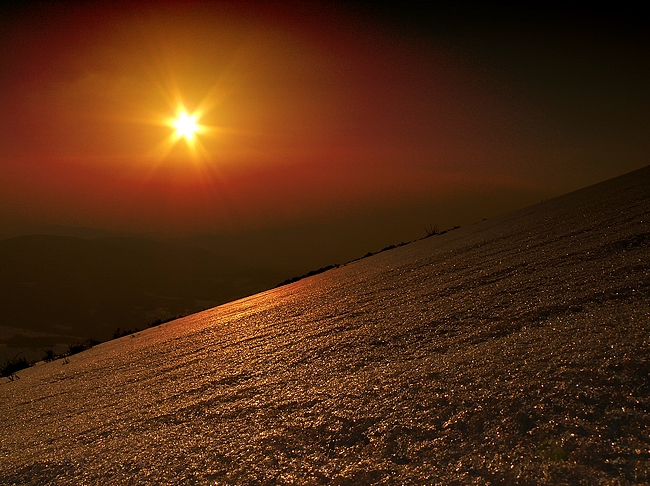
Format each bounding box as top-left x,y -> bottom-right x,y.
0,356 -> 30,381
276,265 -> 341,288
67,339 -> 100,356
112,314 -> 183,339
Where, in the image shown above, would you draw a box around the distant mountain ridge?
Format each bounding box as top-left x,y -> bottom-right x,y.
0,235 -> 281,361
23,226 -> 134,239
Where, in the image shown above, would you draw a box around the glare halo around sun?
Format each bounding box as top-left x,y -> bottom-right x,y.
173,112 -> 199,141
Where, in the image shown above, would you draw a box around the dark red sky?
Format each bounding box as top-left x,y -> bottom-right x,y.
1,2 -> 648,249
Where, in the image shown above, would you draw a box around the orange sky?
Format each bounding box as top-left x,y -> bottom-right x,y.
1,2 -> 648,243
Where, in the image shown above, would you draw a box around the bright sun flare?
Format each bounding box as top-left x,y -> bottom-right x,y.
153,100 -> 216,162
172,112 -> 199,140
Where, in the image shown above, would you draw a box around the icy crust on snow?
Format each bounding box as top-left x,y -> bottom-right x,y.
1,167 -> 650,485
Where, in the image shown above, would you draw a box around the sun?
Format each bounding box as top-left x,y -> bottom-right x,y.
172,112 -> 199,141
151,97 -> 218,163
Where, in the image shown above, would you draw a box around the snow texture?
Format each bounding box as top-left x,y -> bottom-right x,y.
1,166 -> 649,485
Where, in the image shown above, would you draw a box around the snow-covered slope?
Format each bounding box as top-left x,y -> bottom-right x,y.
2,166 -> 649,484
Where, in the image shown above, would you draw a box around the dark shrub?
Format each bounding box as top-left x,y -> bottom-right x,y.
67,338 -> 100,356
67,343 -> 86,355
1,357 -> 30,380
424,224 -> 438,237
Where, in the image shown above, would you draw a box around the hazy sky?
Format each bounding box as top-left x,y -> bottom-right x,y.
1,2 -> 648,244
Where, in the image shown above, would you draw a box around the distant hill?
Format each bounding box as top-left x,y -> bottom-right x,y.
22,225 -> 133,239
0,236 -> 281,361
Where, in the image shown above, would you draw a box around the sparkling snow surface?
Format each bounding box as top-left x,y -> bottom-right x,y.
2,167 -> 650,485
